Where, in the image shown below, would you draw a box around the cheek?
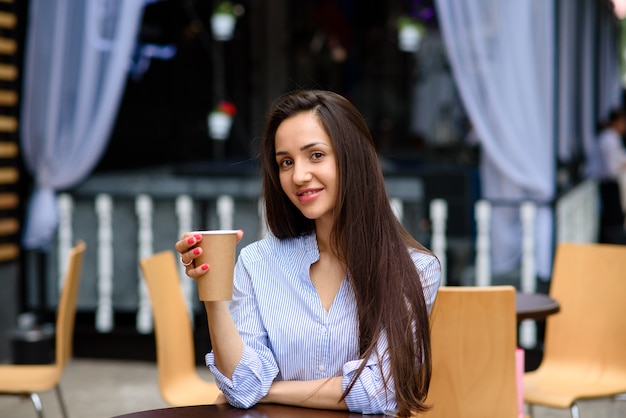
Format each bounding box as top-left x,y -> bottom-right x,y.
329,166 -> 339,191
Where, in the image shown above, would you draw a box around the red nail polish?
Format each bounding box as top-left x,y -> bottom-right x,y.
201,264 -> 209,271
195,234 -> 202,240
193,248 -> 200,255
187,237 -> 195,244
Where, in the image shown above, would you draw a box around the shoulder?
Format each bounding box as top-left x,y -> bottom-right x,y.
408,248 -> 442,312
408,247 -> 440,273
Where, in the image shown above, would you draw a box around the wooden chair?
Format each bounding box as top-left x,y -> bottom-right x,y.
523,242 -> 626,418
0,240 -> 86,418
139,250 -> 222,406
422,285 -> 519,417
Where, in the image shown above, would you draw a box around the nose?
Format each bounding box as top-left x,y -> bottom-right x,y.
292,161 -> 312,184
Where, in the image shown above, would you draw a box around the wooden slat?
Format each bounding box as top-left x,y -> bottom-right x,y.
0,90 -> 17,106
0,167 -> 18,184
0,64 -> 16,80
0,192 -> 18,209
0,1 -> 19,265
0,12 -> 15,29
0,141 -> 17,157
0,243 -> 19,262
0,217 -> 18,235
0,115 -> 17,132
0,38 -> 16,55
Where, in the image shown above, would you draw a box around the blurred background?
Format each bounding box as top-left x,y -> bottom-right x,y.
0,0 -> 625,367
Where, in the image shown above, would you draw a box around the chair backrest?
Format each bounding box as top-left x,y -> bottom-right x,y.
424,286 -> 518,418
544,242 -> 626,371
56,240 -> 86,368
139,250 -> 197,388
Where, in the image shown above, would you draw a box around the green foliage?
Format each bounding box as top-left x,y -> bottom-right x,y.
396,15 -> 424,32
213,1 -> 235,15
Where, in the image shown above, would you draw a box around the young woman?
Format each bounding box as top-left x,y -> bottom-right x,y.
176,89 -> 441,417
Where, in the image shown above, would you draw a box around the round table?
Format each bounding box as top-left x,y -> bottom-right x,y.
515,292 -> 560,321
113,403 -> 382,418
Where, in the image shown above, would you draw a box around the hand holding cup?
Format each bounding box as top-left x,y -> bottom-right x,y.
193,230 -> 239,301
177,229 -> 242,301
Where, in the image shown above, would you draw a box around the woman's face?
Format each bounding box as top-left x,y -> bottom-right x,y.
274,111 -> 339,224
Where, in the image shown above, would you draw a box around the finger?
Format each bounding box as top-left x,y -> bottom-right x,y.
185,262 -> 209,279
180,255 -> 193,267
175,232 -> 203,253
180,246 -> 202,266
174,233 -> 194,253
236,229 -> 244,243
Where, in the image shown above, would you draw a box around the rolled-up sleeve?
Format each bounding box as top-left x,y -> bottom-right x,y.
342,333 -> 397,415
206,345 -> 278,408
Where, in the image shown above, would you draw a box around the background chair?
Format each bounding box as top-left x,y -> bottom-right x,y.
423,285 -> 519,417
139,250 -> 222,406
0,240 -> 86,418
523,242 -> 626,418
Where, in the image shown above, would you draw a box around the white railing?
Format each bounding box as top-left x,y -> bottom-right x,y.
53,173 -> 423,335
96,194 -> 114,333
429,199 -> 447,285
54,173 -> 598,346
555,179 -> 599,244
430,178 -> 599,348
430,179 -> 600,289
57,193 -> 250,334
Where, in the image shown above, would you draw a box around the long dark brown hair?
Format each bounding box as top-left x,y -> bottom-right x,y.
260,89 -> 434,416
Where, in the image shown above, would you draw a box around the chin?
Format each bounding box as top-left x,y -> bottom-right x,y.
295,203 -> 333,222
300,212 -> 321,220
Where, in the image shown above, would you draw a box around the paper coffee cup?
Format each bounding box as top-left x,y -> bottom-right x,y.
192,230 -> 238,301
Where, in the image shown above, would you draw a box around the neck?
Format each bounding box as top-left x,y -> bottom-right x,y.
315,218 -> 333,254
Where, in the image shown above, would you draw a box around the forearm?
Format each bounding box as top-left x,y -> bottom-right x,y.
262,377 -> 348,410
204,301 -> 243,379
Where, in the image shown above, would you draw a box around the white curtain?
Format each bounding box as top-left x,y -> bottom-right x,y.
581,0 -> 601,178
558,1 -> 623,171
435,0 -> 555,278
597,7 -> 622,120
20,0 -> 145,250
556,0 -> 579,162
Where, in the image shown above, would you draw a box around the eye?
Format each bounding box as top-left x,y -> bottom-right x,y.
311,151 -> 324,161
278,158 -> 293,169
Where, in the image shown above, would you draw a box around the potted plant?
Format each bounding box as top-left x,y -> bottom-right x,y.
207,100 -> 237,140
211,1 -> 237,41
396,15 -> 425,52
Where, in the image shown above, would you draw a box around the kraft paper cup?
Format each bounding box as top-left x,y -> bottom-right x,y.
192,230 -> 238,301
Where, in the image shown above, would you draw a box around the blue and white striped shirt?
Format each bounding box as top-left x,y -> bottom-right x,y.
206,232 -> 441,414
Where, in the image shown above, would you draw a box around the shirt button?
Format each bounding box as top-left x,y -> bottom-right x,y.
319,364 -> 325,371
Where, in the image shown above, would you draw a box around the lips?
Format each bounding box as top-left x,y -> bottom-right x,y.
296,188 -> 322,203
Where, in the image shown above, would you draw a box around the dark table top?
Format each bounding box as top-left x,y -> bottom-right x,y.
515,292 -> 560,321
113,404 -> 381,418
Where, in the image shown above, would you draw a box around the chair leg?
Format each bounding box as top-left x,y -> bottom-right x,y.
29,392 -> 44,418
570,403 -> 580,418
55,384 -> 69,418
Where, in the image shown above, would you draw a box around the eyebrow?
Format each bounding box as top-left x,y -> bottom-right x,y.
275,142 -> 327,156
